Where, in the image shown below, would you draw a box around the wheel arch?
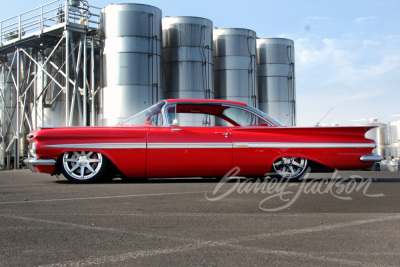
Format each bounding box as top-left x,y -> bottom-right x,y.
269,153 -> 331,174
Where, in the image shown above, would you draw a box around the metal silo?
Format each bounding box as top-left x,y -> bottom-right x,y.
162,16 -> 213,100
100,4 -> 163,126
214,28 -> 257,107
257,38 -> 296,126
389,116 -> 400,159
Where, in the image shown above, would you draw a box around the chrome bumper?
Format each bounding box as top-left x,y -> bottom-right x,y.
23,157 -> 57,173
360,154 -> 383,163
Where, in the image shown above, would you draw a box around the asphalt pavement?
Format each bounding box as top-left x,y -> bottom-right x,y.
0,170 -> 399,266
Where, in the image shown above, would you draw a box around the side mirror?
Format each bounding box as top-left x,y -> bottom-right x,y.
170,119 -> 181,131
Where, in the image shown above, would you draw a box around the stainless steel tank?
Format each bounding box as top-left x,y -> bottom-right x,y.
162,16 -> 214,100
389,116 -> 400,159
100,4 -> 163,126
257,38 -> 296,126
213,28 -> 257,107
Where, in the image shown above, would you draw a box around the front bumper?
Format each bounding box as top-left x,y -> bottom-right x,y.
23,157 -> 57,173
360,154 -> 383,163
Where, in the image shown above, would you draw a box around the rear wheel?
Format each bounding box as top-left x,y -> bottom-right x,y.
272,157 -> 308,181
61,151 -> 107,183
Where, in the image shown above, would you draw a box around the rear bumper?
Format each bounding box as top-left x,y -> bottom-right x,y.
360,154 -> 383,163
23,157 -> 57,173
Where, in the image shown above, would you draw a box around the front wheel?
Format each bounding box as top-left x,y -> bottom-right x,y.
271,157 -> 308,181
61,151 -> 107,183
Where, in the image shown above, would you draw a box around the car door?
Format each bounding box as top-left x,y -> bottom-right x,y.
146,104 -> 233,178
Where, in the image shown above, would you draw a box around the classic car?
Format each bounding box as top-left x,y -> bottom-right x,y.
24,99 -> 382,183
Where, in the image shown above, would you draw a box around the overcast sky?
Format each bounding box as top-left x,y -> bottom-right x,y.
2,0 -> 399,126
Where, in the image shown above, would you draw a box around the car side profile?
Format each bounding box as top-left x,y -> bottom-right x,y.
24,99 -> 382,183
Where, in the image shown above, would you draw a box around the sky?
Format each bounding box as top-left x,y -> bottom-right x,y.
1,0 -> 399,126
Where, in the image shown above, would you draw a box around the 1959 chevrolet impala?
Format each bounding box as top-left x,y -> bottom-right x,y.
24,99 -> 382,183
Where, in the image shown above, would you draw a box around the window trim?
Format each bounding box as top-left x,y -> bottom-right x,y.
161,102 -> 276,127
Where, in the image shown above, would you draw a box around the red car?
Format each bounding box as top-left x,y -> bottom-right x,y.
24,99 -> 382,183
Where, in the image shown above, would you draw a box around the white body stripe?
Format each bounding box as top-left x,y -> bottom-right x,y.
148,143 -> 233,149
43,142 -> 374,149
43,143 -> 146,149
233,142 -> 375,148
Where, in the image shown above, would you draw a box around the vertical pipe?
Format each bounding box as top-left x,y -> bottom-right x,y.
90,36 -> 95,126
65,30 -> 70,126
33,52 -> 37,129
40,6 -> 44,34
18,15 -> 21,39
0,63 -> 4,168
83,33 -> 87,126
65,0 -> 69,24
15,48 -> 20,169
40,51 -> 44,127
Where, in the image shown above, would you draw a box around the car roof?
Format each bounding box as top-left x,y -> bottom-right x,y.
164,99 -> 248,107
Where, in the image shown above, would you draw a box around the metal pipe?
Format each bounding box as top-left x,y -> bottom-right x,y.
33,52 -> 37,129
90,35 -> 94,126
65,29 -> 70,126
83,33 -> 87,126
15,48 -> 20,169
40,51 -> 44,127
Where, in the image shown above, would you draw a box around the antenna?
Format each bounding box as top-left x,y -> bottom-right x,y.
315,107 -> 334,126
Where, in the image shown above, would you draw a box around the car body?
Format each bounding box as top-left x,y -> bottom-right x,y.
24,99 -> 382,182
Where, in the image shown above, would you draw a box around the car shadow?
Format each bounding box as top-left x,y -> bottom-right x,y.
55,176 -> 400,184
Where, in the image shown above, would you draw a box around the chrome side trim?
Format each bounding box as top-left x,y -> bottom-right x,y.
41,142 -> 375,150
148,143 -> 233,149
233,142 -> 376,148
360,154 -> 383,162
42,143 -> 146,149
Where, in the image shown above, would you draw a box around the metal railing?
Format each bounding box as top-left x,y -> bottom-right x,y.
0,0 -> 100,46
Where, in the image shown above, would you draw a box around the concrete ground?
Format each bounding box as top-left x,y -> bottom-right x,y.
0,170 -> 399,266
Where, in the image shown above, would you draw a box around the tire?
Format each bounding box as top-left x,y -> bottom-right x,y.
61,151 -> 107,183
271,157 -> 308,181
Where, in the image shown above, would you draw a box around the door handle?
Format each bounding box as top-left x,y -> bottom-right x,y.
215,132 -> 229,138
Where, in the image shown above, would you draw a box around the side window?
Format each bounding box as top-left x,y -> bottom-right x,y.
222,107 -> 268,126
167,105 -> 176,125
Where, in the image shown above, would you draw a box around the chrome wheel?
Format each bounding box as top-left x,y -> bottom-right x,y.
62,151 -> 106,182
272,157 -> 308,180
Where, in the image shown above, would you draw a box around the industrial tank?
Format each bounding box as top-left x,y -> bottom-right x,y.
257,38 -> 296,126
389,116 -> 400,159
100,4 -> 163,126
213,28 -> 257,107
162,16 -> 214,100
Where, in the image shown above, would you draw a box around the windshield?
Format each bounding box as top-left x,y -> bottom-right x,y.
120,101 -> 166,126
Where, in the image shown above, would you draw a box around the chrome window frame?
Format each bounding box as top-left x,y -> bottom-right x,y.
161,102 -> 276,127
